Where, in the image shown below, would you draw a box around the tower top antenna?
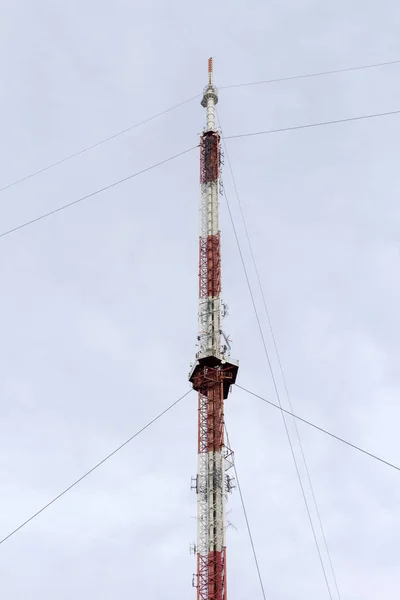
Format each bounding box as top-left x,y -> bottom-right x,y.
208,57 -> 213,85
201,57 -> 218,130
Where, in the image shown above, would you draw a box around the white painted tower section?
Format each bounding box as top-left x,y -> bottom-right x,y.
197,64 -> 222,361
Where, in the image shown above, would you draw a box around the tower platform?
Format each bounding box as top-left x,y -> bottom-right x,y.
189,355 -> 239,400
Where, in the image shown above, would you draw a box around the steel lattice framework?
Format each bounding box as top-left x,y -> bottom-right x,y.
189,58 -> 239,600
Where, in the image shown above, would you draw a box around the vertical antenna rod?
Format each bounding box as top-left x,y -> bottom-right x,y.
189,58 -> 239,600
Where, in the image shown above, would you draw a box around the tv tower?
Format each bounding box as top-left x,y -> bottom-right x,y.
189,58 -> 239,600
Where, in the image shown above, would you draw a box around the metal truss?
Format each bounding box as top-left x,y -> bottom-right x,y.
193,368 -> 235,600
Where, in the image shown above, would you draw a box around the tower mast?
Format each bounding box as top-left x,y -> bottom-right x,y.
189,58 -> 239,600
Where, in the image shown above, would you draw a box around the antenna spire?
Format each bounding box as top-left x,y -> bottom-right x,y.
208,57 -> 213,85
201,57 -> 219,131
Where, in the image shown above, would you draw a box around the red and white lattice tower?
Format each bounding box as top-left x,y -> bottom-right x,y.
189,58 -> 239,600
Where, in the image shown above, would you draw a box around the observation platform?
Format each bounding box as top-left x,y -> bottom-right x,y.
189,354 -> 239,399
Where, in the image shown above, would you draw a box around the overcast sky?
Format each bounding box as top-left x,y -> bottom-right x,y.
1,1 -> 400,598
